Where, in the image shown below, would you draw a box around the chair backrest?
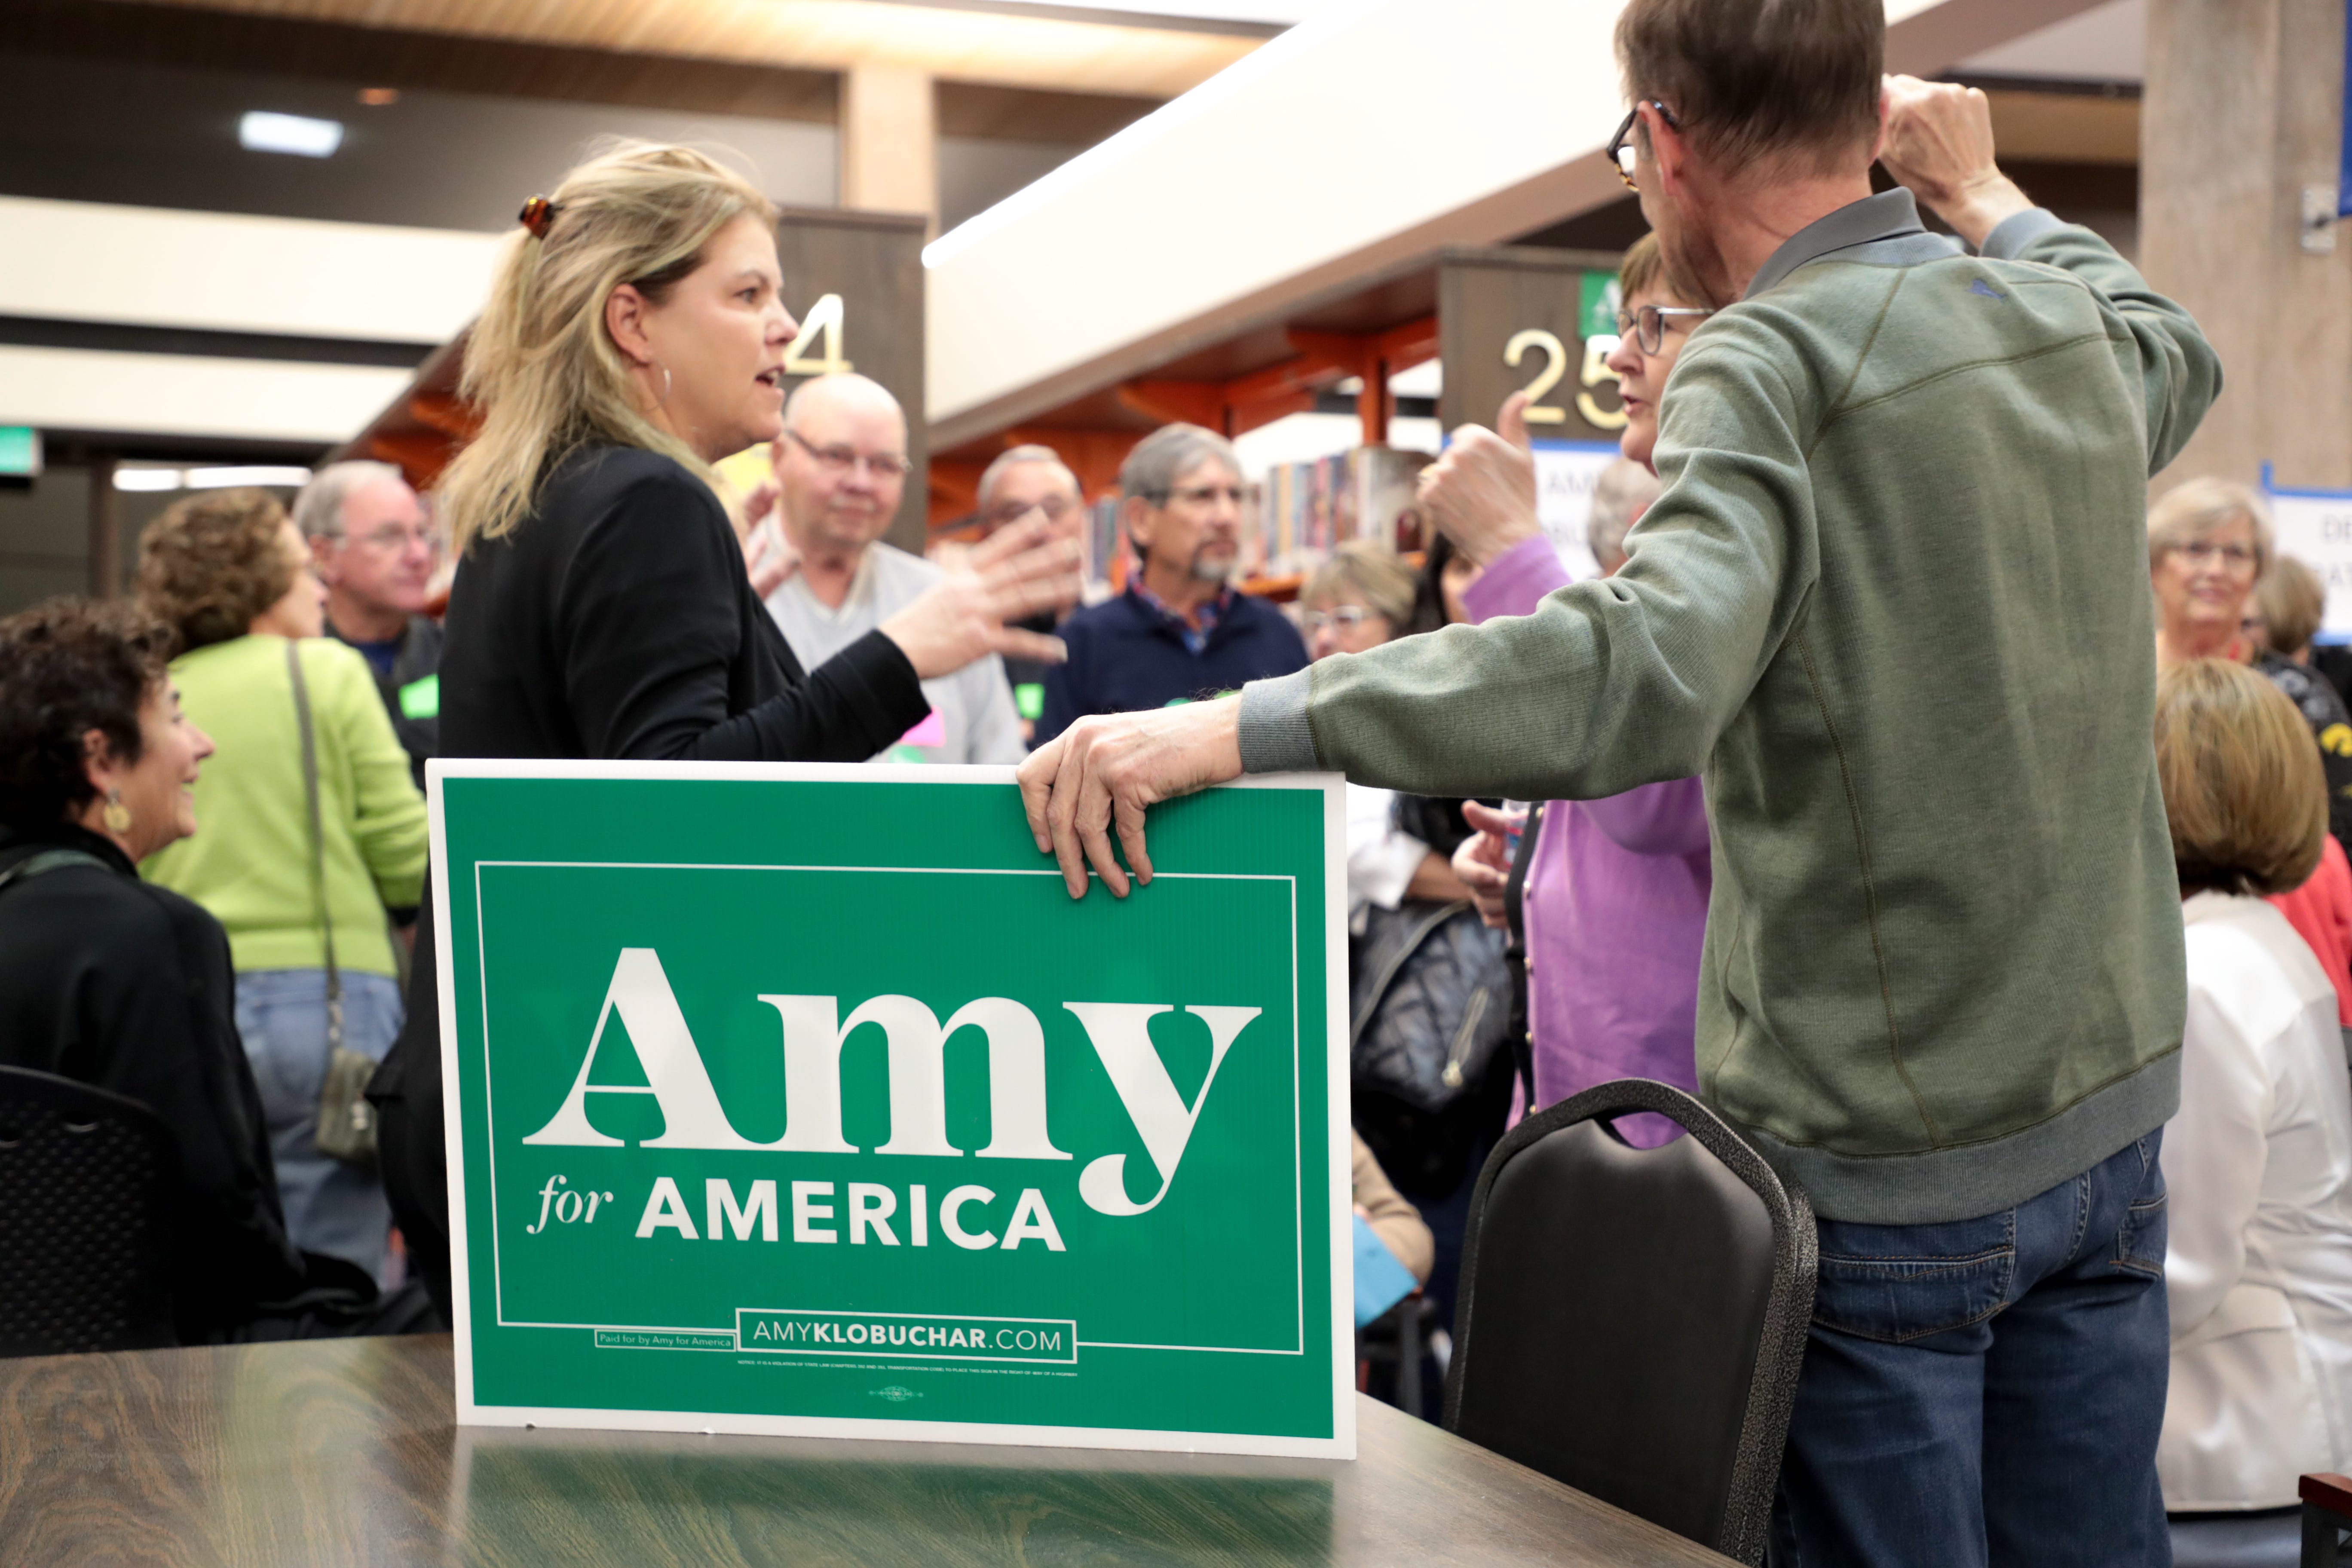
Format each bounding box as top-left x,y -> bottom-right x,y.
0,1065 -> 180,1356
1443,1077 -> 1815,1568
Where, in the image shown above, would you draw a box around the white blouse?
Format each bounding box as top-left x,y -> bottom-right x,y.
2159,892 -> 2352,1510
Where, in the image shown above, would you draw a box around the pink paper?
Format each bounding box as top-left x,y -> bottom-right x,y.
897,708 -> 945,748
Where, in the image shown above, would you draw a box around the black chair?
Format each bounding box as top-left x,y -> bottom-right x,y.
1443,1078 -> 1815,1568
0,1066 -> 179,1357
2302,1474 -> 2352,1566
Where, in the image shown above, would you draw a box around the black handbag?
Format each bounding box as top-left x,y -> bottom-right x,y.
1348,897 -> 1514,1195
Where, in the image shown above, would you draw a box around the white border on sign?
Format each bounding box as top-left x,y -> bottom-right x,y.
473,859 -> 1305,1358
429,759 -> 1354,1461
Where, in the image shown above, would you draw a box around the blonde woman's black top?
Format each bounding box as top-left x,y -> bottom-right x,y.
438,444 -> 928,763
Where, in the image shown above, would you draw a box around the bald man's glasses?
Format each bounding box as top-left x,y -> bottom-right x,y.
785,429 -> 913,478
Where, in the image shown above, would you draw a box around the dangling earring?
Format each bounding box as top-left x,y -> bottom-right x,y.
101,787 -> 132,836
655,363 -> 673,409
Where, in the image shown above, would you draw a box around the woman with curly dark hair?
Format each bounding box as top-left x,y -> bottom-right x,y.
138,488 -> 426,1281
0,599 -> 311,1341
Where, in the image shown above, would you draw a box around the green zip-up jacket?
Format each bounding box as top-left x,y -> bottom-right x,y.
1238,191 -> 2221,1224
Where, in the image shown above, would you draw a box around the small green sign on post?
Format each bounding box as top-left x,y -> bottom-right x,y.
433,760 -> 1352,1457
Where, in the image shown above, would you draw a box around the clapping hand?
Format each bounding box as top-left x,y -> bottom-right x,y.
1417,392 -> 1544,567
1452,800 -> 1519,930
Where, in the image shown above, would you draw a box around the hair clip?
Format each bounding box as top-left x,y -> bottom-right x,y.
518,196 -> 560,239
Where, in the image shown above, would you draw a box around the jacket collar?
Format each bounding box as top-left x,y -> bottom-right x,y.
1743,187 -> 1957,301
0,819 -> 136,877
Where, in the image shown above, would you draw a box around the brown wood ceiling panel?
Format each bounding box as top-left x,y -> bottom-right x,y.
11,0 -> 839,119
117,0 -> 1260,98
935,80 -> 1157,144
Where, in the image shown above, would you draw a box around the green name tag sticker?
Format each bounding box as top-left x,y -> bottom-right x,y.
399,673 -> 440,720
430,760 -> 1350,1457
1014,683 -> 1045,722
1579,270 -> 1623,342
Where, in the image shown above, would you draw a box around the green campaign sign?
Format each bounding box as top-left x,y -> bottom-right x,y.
431,761 -> 1351,1457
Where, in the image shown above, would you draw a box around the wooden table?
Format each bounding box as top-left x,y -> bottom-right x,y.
0,1335 -> 1733,1566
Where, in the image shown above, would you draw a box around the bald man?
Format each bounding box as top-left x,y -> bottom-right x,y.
762,373 -> 1026,765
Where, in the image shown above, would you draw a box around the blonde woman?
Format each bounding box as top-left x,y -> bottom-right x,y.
2151,659 -> 2352,1535
373,142 -> 1082,1317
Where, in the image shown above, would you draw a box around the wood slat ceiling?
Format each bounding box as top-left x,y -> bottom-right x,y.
114,0 -> 1261,99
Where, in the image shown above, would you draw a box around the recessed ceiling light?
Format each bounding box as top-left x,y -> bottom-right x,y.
183,466 -> 314,489
239,111 -> 344,158
358,87 -> 400,107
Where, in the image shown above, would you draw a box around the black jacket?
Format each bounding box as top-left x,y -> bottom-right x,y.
0,823 -> 309,1342
2260,652 -> 2352,861
372,444 -> 930,1316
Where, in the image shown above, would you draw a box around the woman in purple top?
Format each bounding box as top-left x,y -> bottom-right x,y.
1430,232 -> 1714,1144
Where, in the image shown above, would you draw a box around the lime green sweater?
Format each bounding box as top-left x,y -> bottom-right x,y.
144,635 -> 427,977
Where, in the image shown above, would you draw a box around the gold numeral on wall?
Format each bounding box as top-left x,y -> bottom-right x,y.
782,292 -> 854,377
1504,328 -> 1569,424
1576,337 -> 1628,431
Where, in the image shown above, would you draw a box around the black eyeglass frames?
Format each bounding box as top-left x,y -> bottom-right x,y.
1605,100 -> 1679,192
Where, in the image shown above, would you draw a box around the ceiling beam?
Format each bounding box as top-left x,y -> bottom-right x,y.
926,0 -> 2120,448
118,0 -> 1260,99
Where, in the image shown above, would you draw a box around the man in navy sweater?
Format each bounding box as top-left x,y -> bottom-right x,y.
1034,424 -> 1307,746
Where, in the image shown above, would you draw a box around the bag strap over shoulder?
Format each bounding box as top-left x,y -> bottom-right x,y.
286,640 -> 343,1054
0,847 -> 110,895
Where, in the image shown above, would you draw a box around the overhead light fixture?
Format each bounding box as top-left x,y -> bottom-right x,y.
357,87 -> 401,107
239,111 -> 344,158
184,466 -> 314,490
114,468 -> 184,493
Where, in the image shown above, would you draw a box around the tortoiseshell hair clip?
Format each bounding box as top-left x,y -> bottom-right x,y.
518,196 -> 561,239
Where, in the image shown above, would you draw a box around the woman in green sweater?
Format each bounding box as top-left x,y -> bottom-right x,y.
139,488 -> 427,1280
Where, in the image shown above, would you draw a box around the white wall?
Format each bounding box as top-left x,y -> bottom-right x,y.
0,195 -> 500,343
0,346 -> 412,445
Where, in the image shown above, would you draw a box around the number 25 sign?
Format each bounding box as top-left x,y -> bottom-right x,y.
432,759 -> 1353,1457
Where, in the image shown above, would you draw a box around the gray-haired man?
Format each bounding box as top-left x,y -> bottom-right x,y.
294,460 -> 441,788
1032,423 -> 1305,747
977,444 -> 1088,738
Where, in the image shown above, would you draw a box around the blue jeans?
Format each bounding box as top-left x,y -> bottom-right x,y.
1769,1133 -> 2170,1568
234,969 -> 403,1280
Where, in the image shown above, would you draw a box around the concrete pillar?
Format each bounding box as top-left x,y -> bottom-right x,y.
2141,0 -> 2352,491
839,66 -> 937,233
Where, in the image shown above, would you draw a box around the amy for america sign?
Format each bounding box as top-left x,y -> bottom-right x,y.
431,761 -> 1351,1457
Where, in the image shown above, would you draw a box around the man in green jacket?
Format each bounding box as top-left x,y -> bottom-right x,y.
1017,3 -> 2219,1560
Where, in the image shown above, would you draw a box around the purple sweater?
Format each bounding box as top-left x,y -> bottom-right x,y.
1461,537 -> 1711,1146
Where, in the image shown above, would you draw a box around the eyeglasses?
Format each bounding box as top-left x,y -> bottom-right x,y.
984,495 -> 1078,529
1614,303 -> 1715,355
346,523 -> 438,554
1605,100 -> 1679,191
1151,483 -> 1248,509
2174,540 -> 2258,570
1302,605 -> 1378,634
786,429 -> 913,478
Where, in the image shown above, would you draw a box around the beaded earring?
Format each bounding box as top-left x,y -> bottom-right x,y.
101,787 -> 132,836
